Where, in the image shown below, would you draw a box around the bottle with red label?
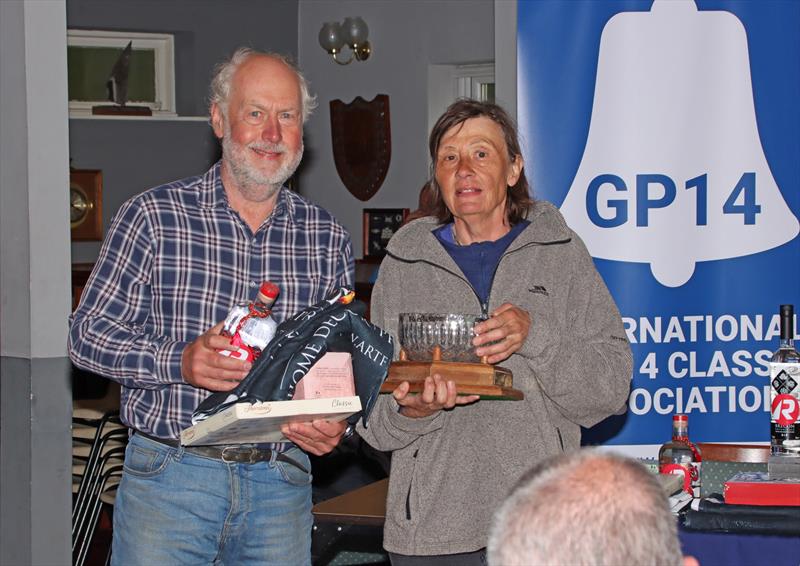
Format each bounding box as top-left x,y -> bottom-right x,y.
770,304 -> 800,456
218,282 -> 279,362
659,414 -> 702,497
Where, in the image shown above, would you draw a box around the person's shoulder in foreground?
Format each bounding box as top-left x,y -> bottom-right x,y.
487,448 -> 699,566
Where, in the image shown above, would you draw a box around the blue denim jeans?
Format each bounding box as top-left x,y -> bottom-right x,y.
112,433 -> 312,565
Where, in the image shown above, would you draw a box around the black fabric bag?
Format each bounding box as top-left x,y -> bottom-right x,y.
681,496 -> 800,536
192,288 -> 393,427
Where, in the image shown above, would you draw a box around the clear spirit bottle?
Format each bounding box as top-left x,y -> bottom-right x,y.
659,414 -> 702,497
219,282 -> 279,362
770,304 -> 800,456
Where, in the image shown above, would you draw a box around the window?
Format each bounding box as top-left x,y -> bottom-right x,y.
67,30 -> 175,116
454,63 -> 495,103
427,63 -> 495,133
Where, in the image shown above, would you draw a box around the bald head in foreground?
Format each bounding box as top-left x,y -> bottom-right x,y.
487,450 -> 699,566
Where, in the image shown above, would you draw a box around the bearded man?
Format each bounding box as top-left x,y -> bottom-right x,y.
69,48 -> 353,565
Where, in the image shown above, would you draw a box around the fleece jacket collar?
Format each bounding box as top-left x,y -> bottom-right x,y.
384,200 -> 572,269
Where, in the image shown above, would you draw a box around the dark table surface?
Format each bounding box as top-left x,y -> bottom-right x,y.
679,526 -> 800,566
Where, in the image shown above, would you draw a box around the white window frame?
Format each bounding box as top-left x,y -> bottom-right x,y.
427,63 -> 495,135
67,30 -> 176,117
455,63 -> 495,100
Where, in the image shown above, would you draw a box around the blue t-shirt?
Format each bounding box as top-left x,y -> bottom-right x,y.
433,220 -> 530,310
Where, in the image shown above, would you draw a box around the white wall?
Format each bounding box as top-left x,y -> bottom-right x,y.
298,0 -> 495,257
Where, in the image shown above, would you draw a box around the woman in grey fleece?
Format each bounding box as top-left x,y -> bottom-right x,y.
356,99 -> 632,565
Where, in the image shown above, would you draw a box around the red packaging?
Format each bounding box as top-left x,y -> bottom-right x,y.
724,471 -> 800,506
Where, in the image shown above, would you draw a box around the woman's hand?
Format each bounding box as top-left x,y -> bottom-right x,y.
473,303 -> 531,364
394,374 -> 479,418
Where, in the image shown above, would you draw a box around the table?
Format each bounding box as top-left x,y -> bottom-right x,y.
679,527 -> 800,566
313,477 -> 388,526
312,478 -> 389,565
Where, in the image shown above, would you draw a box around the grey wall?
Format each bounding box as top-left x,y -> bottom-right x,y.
2,1 -> 73,358
1,0 -> 73,562
67,0 -> 497,264
67,0 -> 300,116
1,0 -> 33,358
495,0 -> 517,120
297,0 -> 495,257
68,119 -> 221,262
67,0 -> 299,263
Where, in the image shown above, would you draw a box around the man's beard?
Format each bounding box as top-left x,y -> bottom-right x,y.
222,128 -> 303,202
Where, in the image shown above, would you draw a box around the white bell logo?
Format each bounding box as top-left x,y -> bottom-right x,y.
560,0 -> 799,287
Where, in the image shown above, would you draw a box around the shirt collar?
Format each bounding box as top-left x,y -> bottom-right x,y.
197,161 -> 226,209
198,160 -> 296,224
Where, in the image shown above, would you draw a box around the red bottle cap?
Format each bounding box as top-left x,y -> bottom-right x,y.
673,414 -> 688,422
259,282 -> 280,300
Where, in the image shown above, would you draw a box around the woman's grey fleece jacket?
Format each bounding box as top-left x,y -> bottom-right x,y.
356,201 -> 633,557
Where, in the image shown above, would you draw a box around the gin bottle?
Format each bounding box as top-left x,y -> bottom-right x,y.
219,282 -> 279,362
659,414 -> 702,497
770,304 -> 800,456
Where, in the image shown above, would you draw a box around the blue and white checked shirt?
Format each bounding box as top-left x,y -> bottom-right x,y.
68,162 -> 354,439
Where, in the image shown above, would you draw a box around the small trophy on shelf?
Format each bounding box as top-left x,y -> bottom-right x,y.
379,313 -> 524,400
91,41 -> 152,117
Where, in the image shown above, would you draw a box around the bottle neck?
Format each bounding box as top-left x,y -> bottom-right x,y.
779,306 -> 795,342
672,422 -> 689,441
779,337 -> 795,349
251,295 -> 275,317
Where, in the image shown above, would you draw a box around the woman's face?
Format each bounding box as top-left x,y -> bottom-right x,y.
434,116 -> 522,227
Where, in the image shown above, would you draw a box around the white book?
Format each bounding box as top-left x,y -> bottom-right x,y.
181,396 -> 361,446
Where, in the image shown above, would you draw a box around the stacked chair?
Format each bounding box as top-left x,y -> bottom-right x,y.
72,383 -> 127,566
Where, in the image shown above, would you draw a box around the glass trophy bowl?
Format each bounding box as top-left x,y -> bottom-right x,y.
380,313 -> 523,400
398,313 -> 484,363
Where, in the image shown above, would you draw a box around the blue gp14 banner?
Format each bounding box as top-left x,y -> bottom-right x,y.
518,0 -> 800,447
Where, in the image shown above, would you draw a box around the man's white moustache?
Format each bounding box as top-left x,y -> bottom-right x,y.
249,143 -> 285,152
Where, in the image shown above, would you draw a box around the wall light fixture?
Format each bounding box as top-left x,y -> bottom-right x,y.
318,17 -> 371,65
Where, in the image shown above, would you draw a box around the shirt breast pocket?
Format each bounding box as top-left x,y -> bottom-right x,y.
277,275 -> 332,317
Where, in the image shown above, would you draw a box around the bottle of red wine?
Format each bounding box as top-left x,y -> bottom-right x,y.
218,282 -> 279,362
659,414 -> 702,497
770,304 -> 800,456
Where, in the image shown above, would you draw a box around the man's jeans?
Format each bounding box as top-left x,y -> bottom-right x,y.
112,433 -> 312,565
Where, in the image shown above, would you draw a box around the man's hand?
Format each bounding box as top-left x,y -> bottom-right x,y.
181,322 -> 252,391
281,420 -> 348,456
394,374 -> 479,418
473,303 -> 531,364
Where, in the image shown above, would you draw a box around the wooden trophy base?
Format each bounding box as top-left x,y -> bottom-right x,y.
380,347 -> 524,400
92,105 -> 153,116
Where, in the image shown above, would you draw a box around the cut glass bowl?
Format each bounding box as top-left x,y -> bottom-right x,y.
398,313 -> 485,362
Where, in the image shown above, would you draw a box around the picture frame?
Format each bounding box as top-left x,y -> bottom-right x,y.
70,169 -> 103,241
67,29 -> 176,116
362,208 -> 409,259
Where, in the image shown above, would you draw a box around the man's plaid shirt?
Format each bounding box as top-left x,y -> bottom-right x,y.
69,162 -> 354,439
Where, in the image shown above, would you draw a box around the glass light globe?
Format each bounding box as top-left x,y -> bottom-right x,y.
318,22 -> 345,52
342,17 -> 369,46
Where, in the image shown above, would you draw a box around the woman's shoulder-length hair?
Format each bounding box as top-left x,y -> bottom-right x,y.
419,98 -> 533,225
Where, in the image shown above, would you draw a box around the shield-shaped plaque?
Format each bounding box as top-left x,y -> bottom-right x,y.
330,94 -> 391,201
